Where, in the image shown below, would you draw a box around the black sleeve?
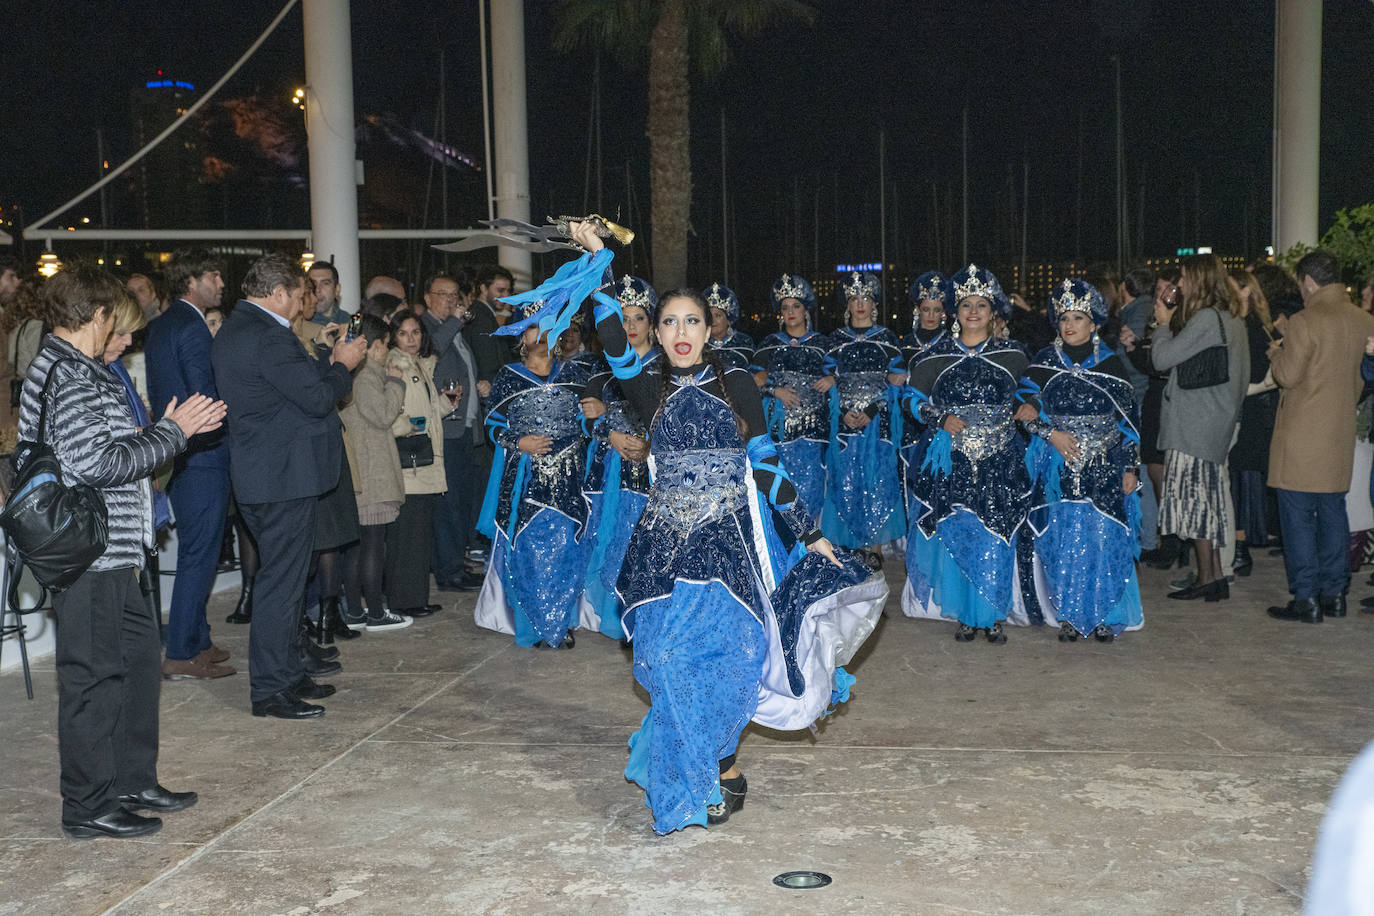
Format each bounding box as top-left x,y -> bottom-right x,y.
723,367 -> 768,440
594,306 -> 659,427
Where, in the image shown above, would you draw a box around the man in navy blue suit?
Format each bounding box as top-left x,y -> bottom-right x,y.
212,254 -> 366,719
145,249 -> 236,680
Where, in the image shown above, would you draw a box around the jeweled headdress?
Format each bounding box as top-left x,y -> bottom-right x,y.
908,270 -> 952,310
1048,277 -> 1107,328
841,271 -> 881,304
950,263 -> 1010,317
770,273 -> 816,312
615,274 -> 658,321
704,282 -> 740,324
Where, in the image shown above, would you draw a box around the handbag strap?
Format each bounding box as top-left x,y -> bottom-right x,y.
33,357 -> 79,449
1215,308 -> 1227,345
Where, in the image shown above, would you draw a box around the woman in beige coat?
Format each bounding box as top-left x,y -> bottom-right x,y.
340,314 -> 411,630
385,309 -> 447,617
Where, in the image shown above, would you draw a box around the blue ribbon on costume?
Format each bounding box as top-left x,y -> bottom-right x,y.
823,667 -> 857,717
1116,416 -> 1140,445
476,443 -> 507,537
585,449 -> 623,582
1126,488 -> 1142,559
920,428 -> 953,478
746,435 -> 793,507
763,395 -> 787,441
494,248 -> 615,350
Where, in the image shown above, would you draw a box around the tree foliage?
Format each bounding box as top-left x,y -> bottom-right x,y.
1279,203 -> 1374,283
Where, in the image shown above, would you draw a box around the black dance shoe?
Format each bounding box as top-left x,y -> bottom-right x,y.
1319,594 -> 1347,618
1168,578 -> 1227,601
954,623 -> 977,642
1057,622 -> 1079,642
1092,624 -> 1115,643
1267,598 -> 1322,624
706,775 -> 747,826
62,809 -> 163,839
985,623 -> 1007,644
117,785 -> 198,813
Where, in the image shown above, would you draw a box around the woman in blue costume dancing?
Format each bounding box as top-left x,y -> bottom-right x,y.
703,282 -> 755,371
580,276 -> 660,640
514,224 -> 886,834
1018,279 -> 1144,643
753,274 -> 832,525
890,271 -> 954,508
822,271 -> 906,567
901,264 -> 1032,644
474,311 -> 598,649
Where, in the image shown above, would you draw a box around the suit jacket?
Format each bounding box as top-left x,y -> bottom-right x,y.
1268,283 -> 1374,492
211,299 -> 354,504
144,297 -> 228,470
463,299 -> 512,383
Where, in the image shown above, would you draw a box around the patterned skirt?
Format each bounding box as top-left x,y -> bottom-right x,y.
1159,449 -> 1230,547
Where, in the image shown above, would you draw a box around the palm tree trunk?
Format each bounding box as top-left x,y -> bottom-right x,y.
647,0 -> 690,289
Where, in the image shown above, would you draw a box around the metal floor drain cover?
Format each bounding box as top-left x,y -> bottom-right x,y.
773,871 -> 832,889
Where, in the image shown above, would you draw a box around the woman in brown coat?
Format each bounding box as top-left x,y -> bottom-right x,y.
340,314 -> 410,630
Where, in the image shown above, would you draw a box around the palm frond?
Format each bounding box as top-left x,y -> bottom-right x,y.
552,0 -> 656,68
690,0 -> 816,77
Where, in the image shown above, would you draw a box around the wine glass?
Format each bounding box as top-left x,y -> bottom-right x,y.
438,376 -> 463,419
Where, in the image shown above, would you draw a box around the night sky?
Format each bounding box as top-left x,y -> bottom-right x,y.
3,0 -> 1372,307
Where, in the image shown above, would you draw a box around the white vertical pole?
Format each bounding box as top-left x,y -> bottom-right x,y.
1273,0 -> 1322,253
489,0 -> 532,288
302,0 -> 361,313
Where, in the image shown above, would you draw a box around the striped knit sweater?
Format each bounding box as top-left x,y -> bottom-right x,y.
17,336 -> 187,571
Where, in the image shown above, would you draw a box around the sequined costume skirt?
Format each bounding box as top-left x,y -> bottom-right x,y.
903,507 -> 1018,627
581,473 -> 648,640
822,416 -> 906,548
1027,500 -> 1144,636
777,439 -> 826,528
907,427 -> 1030,543
474,508 -> 587,647
622,552 -> 886,834
1159,450 -> 1230,547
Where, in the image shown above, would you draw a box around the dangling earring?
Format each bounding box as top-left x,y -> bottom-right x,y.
1091,330 -> 1100,349
951,318 -> 961,336
1054,334 -> 1063,348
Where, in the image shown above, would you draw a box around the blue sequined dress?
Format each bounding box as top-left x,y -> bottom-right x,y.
586,298 -> 885,836
1020,341 -> 1144,636
755,330 -> 832,525
901,336 -> 1032,627
474,360 -> 593,647
579,349 -> 660,640
821,326 -> 907,548
708,328 -> 756,372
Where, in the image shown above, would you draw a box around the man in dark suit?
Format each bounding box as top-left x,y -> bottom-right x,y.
462,265 -> 513,560
211,254 -> 366,718
145,249 -> 237,680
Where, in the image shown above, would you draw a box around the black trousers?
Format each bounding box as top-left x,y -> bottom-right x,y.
385,493 -> 435,609
239,497 -> 315,702
53,567 -> 160,821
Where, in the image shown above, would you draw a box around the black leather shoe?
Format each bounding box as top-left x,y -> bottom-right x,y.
252,690 -> 325,719
1267,598 -> 1322,624
299,652 -> 342,678
399,604 -> 442,619
291,676 -> 337,700
1319,594 -> 1347,618
117,785 -> 198,813
1232,541 -> 1253,577
436,573 -> 483,592
62,808 -> 163,839
303,640 -> 340,662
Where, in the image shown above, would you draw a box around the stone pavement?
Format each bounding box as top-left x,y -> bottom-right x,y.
0,549 -> 1368,915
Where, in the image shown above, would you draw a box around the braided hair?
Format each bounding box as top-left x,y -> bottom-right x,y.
652,288 -> 749,440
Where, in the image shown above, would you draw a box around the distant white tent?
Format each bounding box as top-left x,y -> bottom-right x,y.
0,229 -> 12,246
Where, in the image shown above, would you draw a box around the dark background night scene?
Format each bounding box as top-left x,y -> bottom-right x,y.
2,0 -> 1372,327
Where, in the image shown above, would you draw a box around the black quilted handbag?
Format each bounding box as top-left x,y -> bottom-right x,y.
1176,309 -> 1229,390
0,360 -> 108,591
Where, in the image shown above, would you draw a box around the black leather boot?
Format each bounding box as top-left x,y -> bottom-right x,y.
298,611 -> 340,661
1267,597 -> 1322,624
1319,594 -> 1347,618
1232,541 -> 1253,577
225,575 -> 254,624
318,597 -> 360,644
